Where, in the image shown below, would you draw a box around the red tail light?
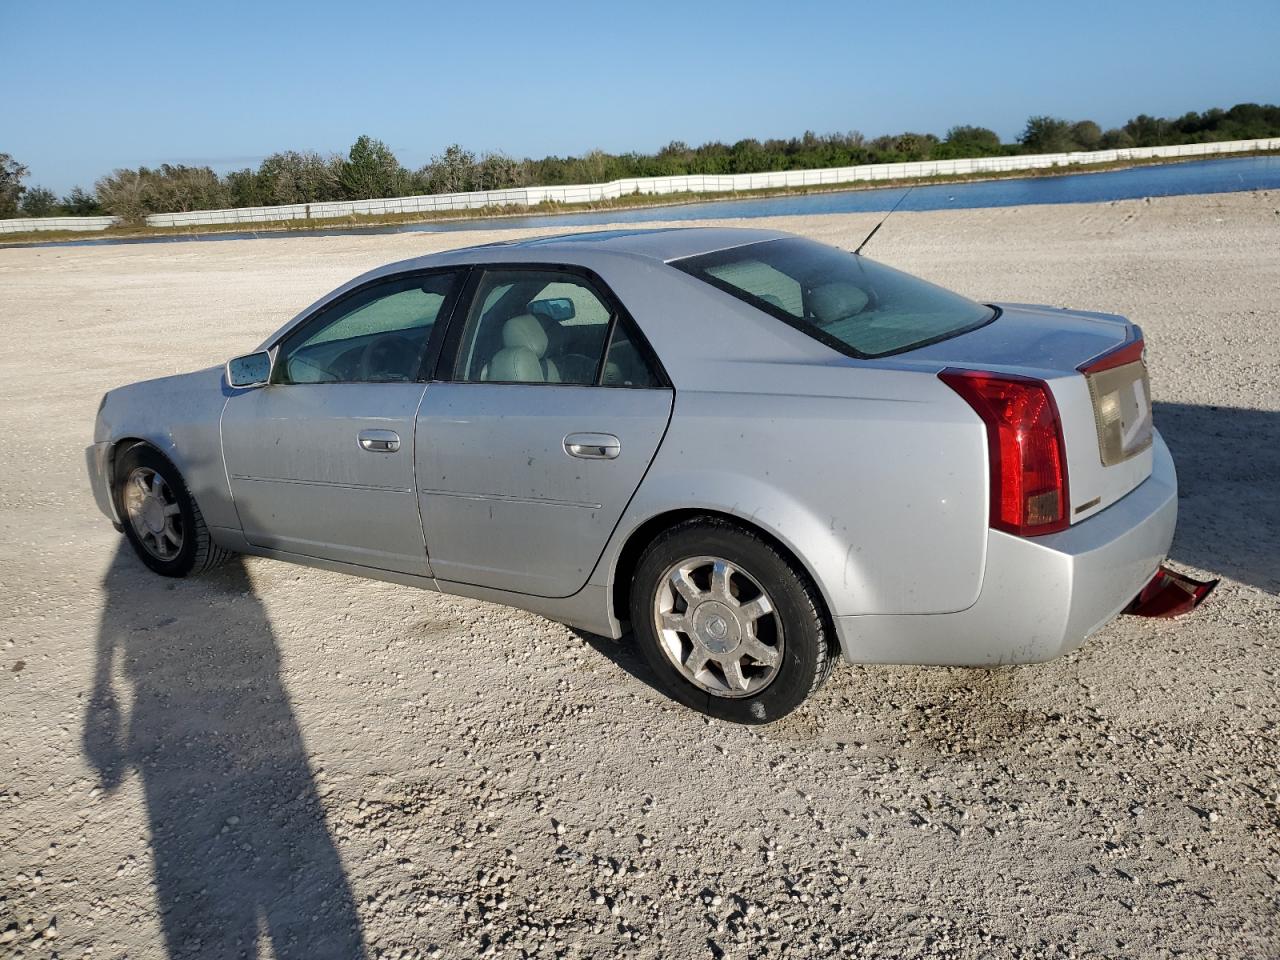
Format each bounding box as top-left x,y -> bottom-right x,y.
939,368 -> 1070,536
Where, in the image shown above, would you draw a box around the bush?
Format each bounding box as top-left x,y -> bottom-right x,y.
94,169 -> 152,224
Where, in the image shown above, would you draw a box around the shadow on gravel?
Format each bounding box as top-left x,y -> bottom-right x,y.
1154,402 -> 1280,594
571,627 -> 668,698
83,544 -> 366,960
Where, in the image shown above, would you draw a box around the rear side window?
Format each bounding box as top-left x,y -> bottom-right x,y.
450,268 -> 664,388
673,237 -> 996,358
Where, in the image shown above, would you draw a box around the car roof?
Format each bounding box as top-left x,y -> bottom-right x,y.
382,226 -> 795,275
260,227 -> 812,360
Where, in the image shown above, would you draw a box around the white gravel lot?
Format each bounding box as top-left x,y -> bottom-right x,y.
1,193 -> 1277,960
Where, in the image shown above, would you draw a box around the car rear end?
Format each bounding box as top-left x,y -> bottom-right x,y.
670,235 -> 1180,665
842,307 -> 1176,664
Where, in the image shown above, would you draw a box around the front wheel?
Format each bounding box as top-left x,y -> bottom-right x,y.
114,444 -> 233,577
629,519 -> 836,724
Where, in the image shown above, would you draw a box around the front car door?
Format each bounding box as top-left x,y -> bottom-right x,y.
221,270 -> 464,575
417,265 -> 673,597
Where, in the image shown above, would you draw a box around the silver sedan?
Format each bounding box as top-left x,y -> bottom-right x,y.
88,227 -> 1179,722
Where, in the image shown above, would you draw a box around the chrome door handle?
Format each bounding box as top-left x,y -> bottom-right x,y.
564,432 -> 620,460
358,429 -> 401,453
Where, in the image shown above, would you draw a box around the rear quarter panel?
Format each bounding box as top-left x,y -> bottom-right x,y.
600,371 -> 988,617
95,366 -> 237,529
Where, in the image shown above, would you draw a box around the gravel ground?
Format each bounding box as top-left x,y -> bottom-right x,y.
1,193 -> 1277,960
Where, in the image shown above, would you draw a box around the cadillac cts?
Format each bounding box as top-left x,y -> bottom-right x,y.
88,228 -> 1186,723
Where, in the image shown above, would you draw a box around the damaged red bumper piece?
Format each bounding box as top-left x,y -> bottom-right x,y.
1125,564 -> 1218,618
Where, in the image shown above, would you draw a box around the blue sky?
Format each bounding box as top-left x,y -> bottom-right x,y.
4,0 -> 1278,194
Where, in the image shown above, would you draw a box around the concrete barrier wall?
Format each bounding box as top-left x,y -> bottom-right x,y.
0,215 -> 119,234
3,137 -> 1277,234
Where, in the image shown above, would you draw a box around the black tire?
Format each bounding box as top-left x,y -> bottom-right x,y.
114,444 -> 234,578
629,518 -> 836,724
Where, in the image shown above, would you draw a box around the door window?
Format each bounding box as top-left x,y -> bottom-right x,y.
452,269 -> 657,386
277,272 -> 462,384
601,316 -> 663,388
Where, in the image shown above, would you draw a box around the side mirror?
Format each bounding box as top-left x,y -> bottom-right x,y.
226,350 -> 273,388
528,297 -> 575,323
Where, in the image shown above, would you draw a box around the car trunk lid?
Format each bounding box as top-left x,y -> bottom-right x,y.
907,303 -> 1154,526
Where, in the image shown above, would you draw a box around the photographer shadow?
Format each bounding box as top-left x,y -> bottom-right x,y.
84,543 -> 366,960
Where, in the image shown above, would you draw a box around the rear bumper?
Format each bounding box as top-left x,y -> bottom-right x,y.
835,431 -> 1178,665
86,442 -> 119,525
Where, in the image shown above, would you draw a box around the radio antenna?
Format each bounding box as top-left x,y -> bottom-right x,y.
854,185 -> 914,255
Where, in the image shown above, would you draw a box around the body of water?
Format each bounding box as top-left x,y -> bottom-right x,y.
8,155 -> 1279,249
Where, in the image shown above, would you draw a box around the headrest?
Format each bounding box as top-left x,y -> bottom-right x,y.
809,282 -> 870,324
502,314 -> 548,357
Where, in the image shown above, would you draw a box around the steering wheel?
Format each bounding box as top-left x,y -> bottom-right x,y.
359,334 -> 418,381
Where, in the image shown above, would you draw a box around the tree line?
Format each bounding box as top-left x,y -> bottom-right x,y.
3,103 -> 1277,222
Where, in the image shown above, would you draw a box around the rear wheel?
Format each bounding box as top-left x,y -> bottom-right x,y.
629,519 -> 836,723
114,444 -> 233,577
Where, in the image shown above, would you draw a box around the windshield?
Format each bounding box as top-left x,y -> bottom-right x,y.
672,237 -> 996,358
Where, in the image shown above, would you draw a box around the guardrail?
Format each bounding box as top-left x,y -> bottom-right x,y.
2,137 -> 1277,234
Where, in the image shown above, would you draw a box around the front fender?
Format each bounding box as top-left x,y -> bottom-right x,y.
94,366 -> 238,530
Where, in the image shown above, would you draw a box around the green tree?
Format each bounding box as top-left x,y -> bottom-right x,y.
61,186 -> 102,215
944,125 -> 1003,153
339,135 -> 404,199
1124,114 -> 1173,146
1069,120 -> 1102,150
1099,127 -> 1134,149
1019,116 -> 1076,153
0,153 -> 29,218
654,141 -> 694,175
893,132 -> 939,160
258,150 -> 341,204
475,152 -> 524,191
225,167 -> 270,208
19,185 -> 58,216
423,144 -> 478,194
729,138 -> 773,173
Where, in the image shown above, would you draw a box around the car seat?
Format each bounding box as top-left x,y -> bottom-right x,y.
481,314 -> 562,383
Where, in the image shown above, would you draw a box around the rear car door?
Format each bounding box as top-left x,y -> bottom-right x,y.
221,270 -> 464,575
417,265 -> 673,597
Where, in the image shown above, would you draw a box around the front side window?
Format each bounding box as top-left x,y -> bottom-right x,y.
673,237 -> 996,358
276,271 -> 462,384
452,268 -> 660,387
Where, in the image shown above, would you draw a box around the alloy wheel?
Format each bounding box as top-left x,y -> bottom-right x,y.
122,466 -> 184,561
652,555 -> 784,698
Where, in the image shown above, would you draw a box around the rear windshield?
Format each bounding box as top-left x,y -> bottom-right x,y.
672,237 -> 996,358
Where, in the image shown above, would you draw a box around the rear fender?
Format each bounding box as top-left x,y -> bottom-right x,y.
592,387 -> 989,619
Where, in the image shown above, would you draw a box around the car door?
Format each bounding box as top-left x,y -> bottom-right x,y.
417,265 -> 673,597
221,269 -> 465,575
